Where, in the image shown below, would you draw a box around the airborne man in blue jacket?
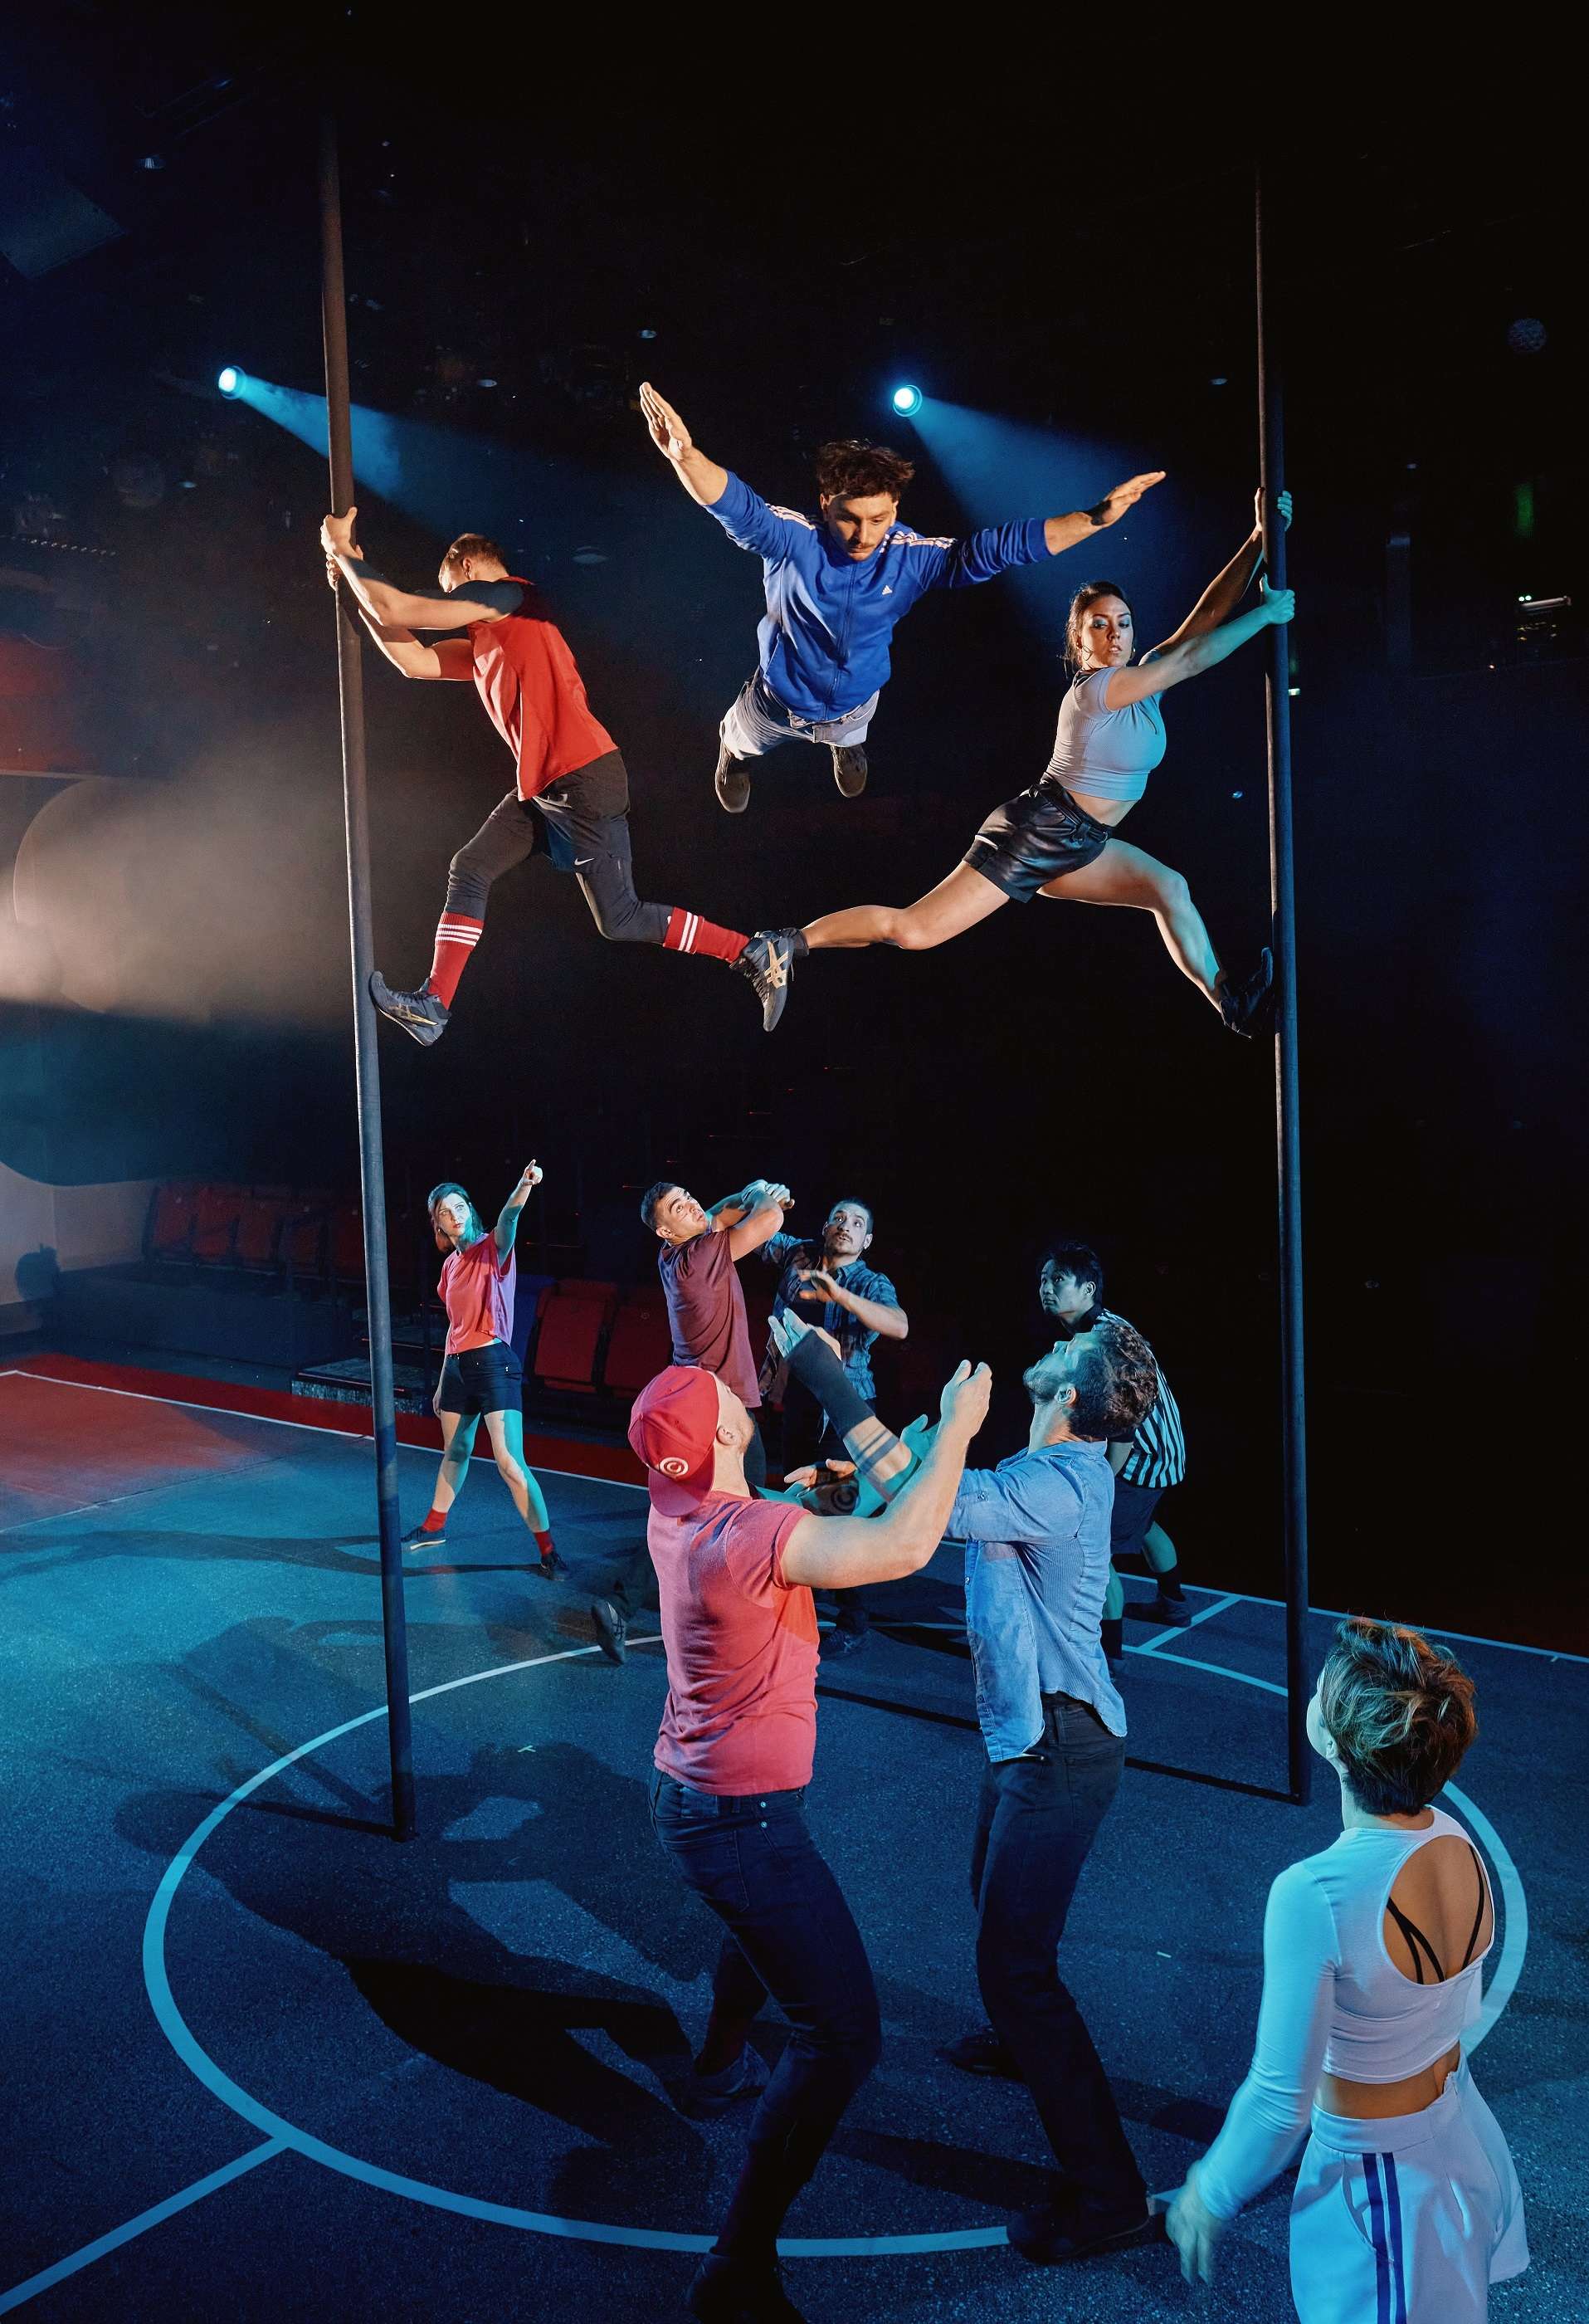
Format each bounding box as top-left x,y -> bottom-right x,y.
639,379 -> 1163,817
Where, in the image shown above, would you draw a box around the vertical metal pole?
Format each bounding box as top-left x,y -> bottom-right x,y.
319,110 -> 416,1840
1256,170 -> 1311,1805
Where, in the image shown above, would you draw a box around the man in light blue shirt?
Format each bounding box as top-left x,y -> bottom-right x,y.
769,1307 -> 1163,2273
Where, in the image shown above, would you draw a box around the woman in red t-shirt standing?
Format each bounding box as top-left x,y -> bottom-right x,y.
404,1164 -> 564,1579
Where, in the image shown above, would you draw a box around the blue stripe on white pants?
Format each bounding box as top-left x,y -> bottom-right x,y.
1382,2151 -> 1409,2323
1364,2154 -> 1392,2324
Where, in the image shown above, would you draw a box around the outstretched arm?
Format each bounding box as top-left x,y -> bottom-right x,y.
1152,490 -> 1294,656
639,383 -> 729,509
1100,581 -> 1295,709
778,1359 -> 992,1592
321,510 -> 515,631
726,1184 -> 792,1262
495,1162 -> 543,1259
1042,469 -> 1167,558
773,1312 -> 924,1506
793,1266 -> 908,1343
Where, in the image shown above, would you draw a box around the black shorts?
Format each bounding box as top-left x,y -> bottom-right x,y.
438,1340 -> 523,1419
1109,1479 -> 1166,1556
524,749 -> 631,874
963,779 -> 1113,902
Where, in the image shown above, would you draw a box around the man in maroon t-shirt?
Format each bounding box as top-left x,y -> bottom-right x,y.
630,1355 -> 990,2323
641,1174 -> 791,1494
319,510 -> 798,1043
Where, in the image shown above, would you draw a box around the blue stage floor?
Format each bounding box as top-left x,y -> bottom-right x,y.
2,1368 -> 1582,2321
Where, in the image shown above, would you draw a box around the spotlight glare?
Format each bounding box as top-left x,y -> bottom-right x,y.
890,383 -> 923,417
217,366 -> 242,398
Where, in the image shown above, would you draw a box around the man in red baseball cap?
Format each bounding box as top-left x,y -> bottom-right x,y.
629,1356 -> 991,2324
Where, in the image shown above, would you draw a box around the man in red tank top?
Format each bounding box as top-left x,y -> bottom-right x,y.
320,510 -> 800,1040
630,1353 -> 991,2322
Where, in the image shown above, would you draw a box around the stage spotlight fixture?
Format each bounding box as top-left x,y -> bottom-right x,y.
890,383 -> 923,417
217,366 -> 243,398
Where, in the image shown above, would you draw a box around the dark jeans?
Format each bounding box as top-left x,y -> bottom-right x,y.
598,1541 -> 657,1620
972,1692 -> 1145,2220
651,1773 -> 881,2249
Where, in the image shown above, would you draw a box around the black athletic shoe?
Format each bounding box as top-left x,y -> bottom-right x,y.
1007,2197 -> 1162,2267
818,1623 -> 868,1662
534,1547 -> 568,1583
1136,1589 -> 1192,1627
369,970 -> 450,1048
831,744 -> 868,798
590,1598 -> 627,1664
714,742 -> 752,815
401,1518 -> 446,1551
736,928 -> 804,1033
672,2046 -> 770,2120
939,2025 -> 1021,2080
686,2253 -> 806,2323
1220,945 -> 1275,1037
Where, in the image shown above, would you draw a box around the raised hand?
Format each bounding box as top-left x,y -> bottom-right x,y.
639,382 -> 691,465
320,507 -> 358,556
794,1267 -> 841,1303
1091,471 -> 1167,528
938,1360 -> 992,1435
1255,486 -> 1294,535
768,1307 -> 810,1360
1260,579 -> 1296,625
506,1161 -> 543,1210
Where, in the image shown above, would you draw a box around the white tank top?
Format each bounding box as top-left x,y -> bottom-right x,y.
1197,1806 -> 1494,2220
1043,665 -> 1167,803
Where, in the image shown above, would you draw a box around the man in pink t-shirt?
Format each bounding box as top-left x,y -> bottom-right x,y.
630,1355 -> 990,2323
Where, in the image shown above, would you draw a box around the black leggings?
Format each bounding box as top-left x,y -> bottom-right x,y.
445,751 -> 670,945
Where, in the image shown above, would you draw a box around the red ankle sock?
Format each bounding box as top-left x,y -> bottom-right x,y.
534,1530 -> 555,1559
665,906 -> 748,966
422,1508 -> 447,1533
426,913 -> 484,1008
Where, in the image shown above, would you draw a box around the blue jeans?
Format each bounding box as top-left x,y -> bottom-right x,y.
971,1691 -> 1146,2220
650,1772 -> 881,2248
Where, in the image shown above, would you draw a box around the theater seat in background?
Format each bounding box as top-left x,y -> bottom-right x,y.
531,1279 -> 617,1394
601,1290 -> 674,1397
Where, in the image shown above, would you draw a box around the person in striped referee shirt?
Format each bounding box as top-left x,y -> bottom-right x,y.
1040,1243 -> 1189,1659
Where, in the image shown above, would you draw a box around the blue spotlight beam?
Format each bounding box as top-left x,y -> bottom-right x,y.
319,110 -> 416,1843
1256,170 -> 1309,1808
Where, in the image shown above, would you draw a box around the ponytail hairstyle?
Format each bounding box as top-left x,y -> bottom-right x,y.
1317,1618 -> 1479,1815
1065,579 -> 1137,671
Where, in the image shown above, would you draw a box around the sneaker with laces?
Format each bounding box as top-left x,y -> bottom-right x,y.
818,1623 -> 869,1662
1137,1589 -> 1192,1627
1220,946 -> 1275,1037
831,744 -> 868,798
534,1547 -> 568,1582
590,1598 -> 627,1663
714,742 -> 752,814
1007,2195 -> 1162,2266
369,970 -> 450,1047
401,1518 -> 446,1551
735,929 -> 804,1033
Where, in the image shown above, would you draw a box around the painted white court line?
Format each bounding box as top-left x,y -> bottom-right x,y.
141,1641 -> 1528,2264
1130,1591 -> 1240,1653
0,2139 -> 285,2315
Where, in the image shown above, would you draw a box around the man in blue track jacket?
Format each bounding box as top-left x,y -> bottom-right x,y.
640,380 -> 1164,816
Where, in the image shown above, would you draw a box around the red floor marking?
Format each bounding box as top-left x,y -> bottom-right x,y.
9,1353 -> 645,1486
0,1373 -> 283,1503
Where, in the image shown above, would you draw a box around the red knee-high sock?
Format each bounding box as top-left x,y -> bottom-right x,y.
665,906 -> 748,966
426,914 -> 484,1008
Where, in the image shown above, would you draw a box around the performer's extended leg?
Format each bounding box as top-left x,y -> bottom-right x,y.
802,861 -> 1010,952
371,790 -> 537,1046
403,1407 -> 478,1548
1041,838 -> 1274,1033
480,1405 -> 563,1578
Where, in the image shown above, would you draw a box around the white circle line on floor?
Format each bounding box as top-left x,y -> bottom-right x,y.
142,1647 -> 1527,2259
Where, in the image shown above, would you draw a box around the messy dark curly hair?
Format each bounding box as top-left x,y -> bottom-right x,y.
814,440 -> 916,503
1026,1315 -> 1158,1441
1317,1618 -> 1478,1815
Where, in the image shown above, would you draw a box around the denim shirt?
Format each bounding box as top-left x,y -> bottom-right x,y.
949,1438 -> 1125,1760
759,1234 -> 899,1404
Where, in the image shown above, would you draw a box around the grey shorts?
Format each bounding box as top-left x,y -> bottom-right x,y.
720,671 -> 878,758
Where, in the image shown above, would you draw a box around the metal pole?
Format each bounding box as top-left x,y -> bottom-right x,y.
319,110 -> 416,1840
1255,169 -> 1311,1805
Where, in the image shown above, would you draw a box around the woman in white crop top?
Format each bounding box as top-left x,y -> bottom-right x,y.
1168,1618 -> 1527,2322
792,492 -> 1294,1037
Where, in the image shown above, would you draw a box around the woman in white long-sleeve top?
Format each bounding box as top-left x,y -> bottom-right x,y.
1168,1618 -> 1527,2321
